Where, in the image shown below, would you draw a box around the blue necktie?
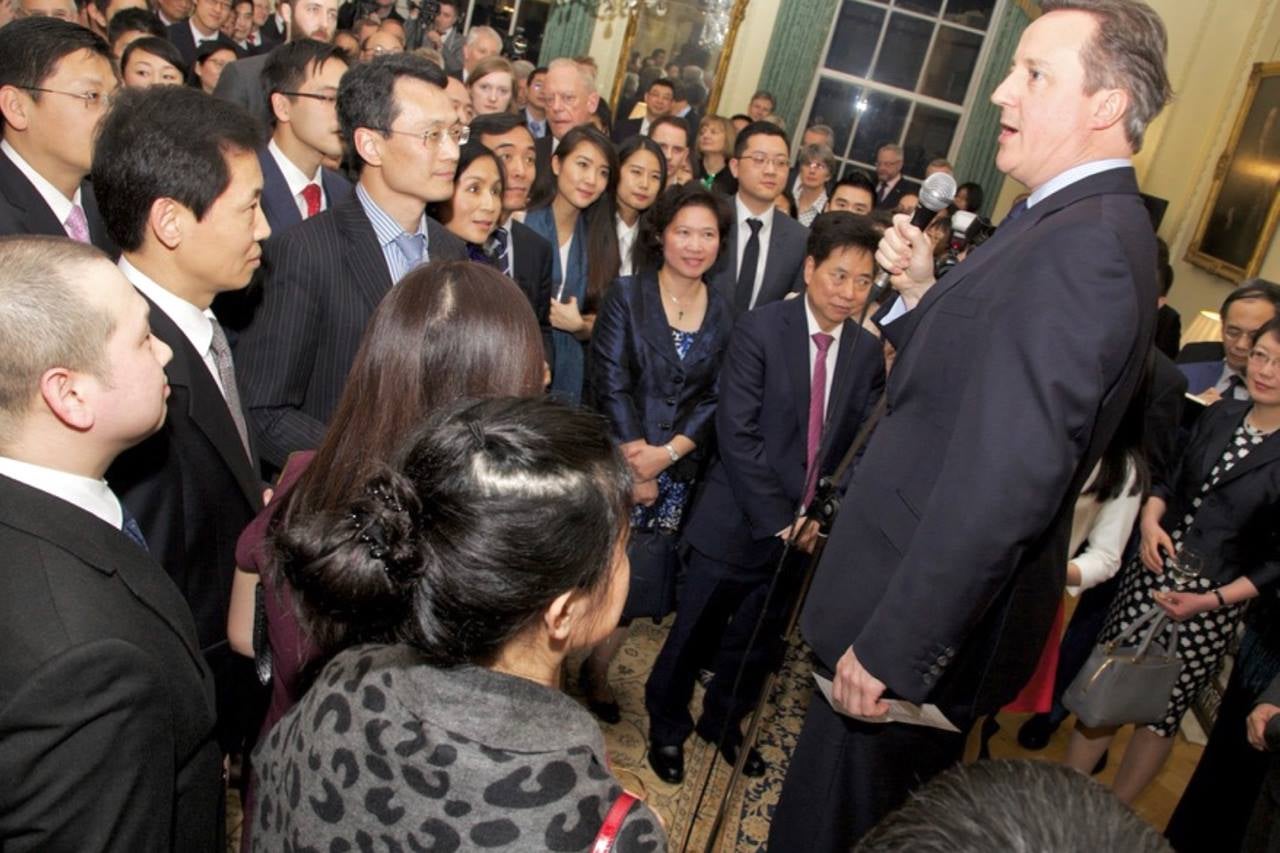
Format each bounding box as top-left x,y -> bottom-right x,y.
393,232 -> 426,273
121,510 -> 149,552
486,227 -> 511,276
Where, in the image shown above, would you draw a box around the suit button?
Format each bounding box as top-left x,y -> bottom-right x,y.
665,397 -> 676,405
929,664 -> 942,676
659,422 -> 671,430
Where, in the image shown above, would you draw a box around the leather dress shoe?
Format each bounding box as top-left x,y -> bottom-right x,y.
648,743 -> 684,784
1016,713 -> 1059,751
719,741 -> 767,778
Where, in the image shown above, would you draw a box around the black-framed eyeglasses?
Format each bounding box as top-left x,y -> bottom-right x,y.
373,124 -> 469,148
20,86 -> 114,109
279,91 -> 338,104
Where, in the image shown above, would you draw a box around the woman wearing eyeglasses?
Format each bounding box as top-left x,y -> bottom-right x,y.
794,143 -> 835,227
1062,317 -> 1280,806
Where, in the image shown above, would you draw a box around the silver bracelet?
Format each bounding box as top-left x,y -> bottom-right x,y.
663,443 -> 681,463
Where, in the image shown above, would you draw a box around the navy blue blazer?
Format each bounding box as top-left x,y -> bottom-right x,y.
1179,358 -> 1226,396
1154,399 -> 1280,590
683,295 -> 885,572
590,272 -> 731,454
256,146 -> 353,238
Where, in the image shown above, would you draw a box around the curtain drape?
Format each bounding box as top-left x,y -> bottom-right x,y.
755,0 -> 841,133
538,0 -> 597,66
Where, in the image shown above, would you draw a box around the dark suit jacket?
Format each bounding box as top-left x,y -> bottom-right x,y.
1146,348 -> 1188,488
256,145 -> 353,237
1179,358 -> 1227,397
260,15 -> 285,44
167,20 -> 239,68
802,166 -> 1158,718
235,194 -> 466,468
529,132 -> 556,210
212,50 -> 273,137
590,272 -> 732,459
509,219 -> 555,365
1154,399 -> 1280,589
612,116 -> 645,144
441,29 -> 463,79
107,297 -> 263,654
683,295 -> 885,573
707,202 -> 808,318
873,175 -> 916,211
1155,303 -> 1181,361
0,476 -> 223,852
0,150 -> 117,256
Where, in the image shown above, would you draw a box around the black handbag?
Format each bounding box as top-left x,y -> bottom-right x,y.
621,528 -> 679,622
1063,605 -> 1182,728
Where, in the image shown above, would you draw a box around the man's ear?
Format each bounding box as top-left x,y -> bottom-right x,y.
353,126 -> 385,168
39,366 -> 95,432
0,85 -> 32,133
1091,88 -> 1129,134
270,90 -> 292,125
148,197 -> 185,251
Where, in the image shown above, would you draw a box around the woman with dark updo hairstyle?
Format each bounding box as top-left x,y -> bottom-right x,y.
250,397 -> 667,851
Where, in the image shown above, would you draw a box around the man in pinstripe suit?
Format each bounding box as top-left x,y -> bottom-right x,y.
233,53 -> 466,470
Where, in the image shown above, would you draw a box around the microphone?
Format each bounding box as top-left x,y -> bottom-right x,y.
869,172 -> 957,303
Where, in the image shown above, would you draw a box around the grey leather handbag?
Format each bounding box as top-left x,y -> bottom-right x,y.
1063,605 -> 1182,728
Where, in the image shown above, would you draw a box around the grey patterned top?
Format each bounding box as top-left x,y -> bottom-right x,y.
250,643 -> 666,852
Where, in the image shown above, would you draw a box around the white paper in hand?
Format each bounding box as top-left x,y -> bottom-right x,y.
814,673 -> 960,733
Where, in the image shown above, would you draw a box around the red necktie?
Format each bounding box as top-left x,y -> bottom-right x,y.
301,183 -> 322,218
805,332 -> 834,506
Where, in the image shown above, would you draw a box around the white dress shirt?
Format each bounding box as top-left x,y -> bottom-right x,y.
268,139 -> 326,220
734,195 -> 775,309
119,257 -> 228,397
1066,460 -> 1141,596
616,214 -> 639,278
804,295 -> 843,414
0,455 -> 124,530
1,139 -> 82,236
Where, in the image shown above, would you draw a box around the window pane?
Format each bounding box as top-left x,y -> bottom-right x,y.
825,1 -> 885,79
902,103 -> 958,177
870,12 -> 933,90
849,89 -> 911,164
919,24 -> 982,103
944,0 -> 996,30
467,0 -> 513,32
809,77 -> 864,158
839,159 -> 873,181
513,0 -> 550,62
895,0 -> 942,15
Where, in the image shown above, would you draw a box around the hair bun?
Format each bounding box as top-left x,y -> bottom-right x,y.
349,472 -> 425,587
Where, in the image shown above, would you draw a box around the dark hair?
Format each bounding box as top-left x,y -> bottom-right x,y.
636,183 -> 732,274
730,113 -> 750,124
529,65 -> 547,81
436,0 -> 460,9
805,211 -> 880,267
733,120 -> 788,159
92,86 -> 262,252
835,168 -> 876,195
1251,316 -> 1280,347
955,180 -> 984,213
276,396 -> 632,665
649,114 -> 690,149
646,76 -> 675,96
1220,278 -> 1280,320
108,7 -> 166,45
856,759 -> 1171,853
470,111 -> 529,140
1085,352 -> 1151,502
262,39 -> 348,126
750,90 -> 775,108
194,41 -> 237,68
0,17 -> 111,99
775,187 -> 797,218
1155,236 -> 1173,297
547,125 -> 620,311
338,52 -> 447,172
120,36 -> 185,78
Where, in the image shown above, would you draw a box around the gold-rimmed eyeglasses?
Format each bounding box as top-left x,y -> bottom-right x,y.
375,124 -> 469,148
20,86 -> 115,109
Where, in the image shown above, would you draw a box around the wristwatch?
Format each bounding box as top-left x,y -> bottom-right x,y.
663,443 -> 681,463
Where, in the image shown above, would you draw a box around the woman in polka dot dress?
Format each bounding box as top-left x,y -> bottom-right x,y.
1063,317 -> 1280,805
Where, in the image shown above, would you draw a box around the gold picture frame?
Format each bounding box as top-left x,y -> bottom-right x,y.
609,0 -> 750,118
1186,61 -> 1280,282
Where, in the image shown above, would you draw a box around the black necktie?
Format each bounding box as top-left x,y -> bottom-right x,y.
735,218 -> 763,315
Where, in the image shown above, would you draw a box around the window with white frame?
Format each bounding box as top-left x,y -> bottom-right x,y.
800,0 -> 1001,181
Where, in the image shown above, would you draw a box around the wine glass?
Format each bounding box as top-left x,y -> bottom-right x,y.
1167,545 -> 1205,590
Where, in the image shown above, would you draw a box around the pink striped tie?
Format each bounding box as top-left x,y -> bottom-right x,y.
64,204 -> 90,244
805,332 -> 834,506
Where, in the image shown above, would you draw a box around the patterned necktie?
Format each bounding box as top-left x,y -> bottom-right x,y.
486,226 -> 511,276
1227,374 -> 1246,400
300,183 -> 322,219
65,204 -> 90,243
121,508 -> 149,552
805,332 -> 835,507
393,232 -> 426,273
208,321 -> 254,465
734,218 -> 763,315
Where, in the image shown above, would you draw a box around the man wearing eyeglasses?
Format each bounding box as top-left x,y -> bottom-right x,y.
167,0 -> 240,67
0,18 -> 118,254
1179,279 -> 1280,403
872,142 -> 913,211
707,120 -> 809,319
234,53 -> 466,470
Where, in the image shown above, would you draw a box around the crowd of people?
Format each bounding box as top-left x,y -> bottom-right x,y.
0,0 -> 1278,851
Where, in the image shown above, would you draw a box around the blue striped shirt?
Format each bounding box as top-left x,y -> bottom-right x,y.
356,184 -> 431,284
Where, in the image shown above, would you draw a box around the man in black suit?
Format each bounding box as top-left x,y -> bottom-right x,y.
93,86 -> 270,754
472,111 -> 554,364
770,1 -> 1172,847
213,0 -> 339,131
0,236 -> 222,851
645,213 -> 886,784
0,19 -> 117,254
258,39 -> 351,234
612,76 -> 673,143
707,121 -> 809,318
167,0 -> 239,66
236,54 -> 466,469
251,0 -> 284,47
872,142 -> 914,211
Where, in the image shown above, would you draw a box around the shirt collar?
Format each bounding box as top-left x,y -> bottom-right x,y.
615,213 -> 639,239
268,138 -> 321,196
804,294 -> 844,346
356,183 -> 429,250
735,194 -> 775,232
189,17 -> 219,42
0,455 -> 123,530
118,256 -> 216,359
1028,158 -> 1131,209
1,139 -> 81,226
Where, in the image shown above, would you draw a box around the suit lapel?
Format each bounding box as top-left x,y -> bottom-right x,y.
1213,429 -> 1280,489
824,320 -> 864,435
334,196 -> 393,310
0,149 -> 67,237
321,168 -> 352,208
257,147 -> 302,234
637,272 -> 682,367
784,297 -> 812,442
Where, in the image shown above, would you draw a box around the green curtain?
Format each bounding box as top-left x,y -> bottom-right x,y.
538,0 -> 597,65
756,0 -> 841,133
951,1 -> 1036,217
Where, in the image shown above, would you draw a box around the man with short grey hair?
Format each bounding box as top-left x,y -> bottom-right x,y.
873,142 -> 910,210
461,24 -> 501,81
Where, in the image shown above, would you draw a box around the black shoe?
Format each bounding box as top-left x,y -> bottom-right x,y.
1017,713 -> 1059,751
648,743 -> 684,784
1092,750 -> 1108,776
579,664 -> 621,725
723,742 -> 767,778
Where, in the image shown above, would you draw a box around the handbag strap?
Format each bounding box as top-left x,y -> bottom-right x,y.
1108,605 -> 1179,661
591,792 -> 638,853
1104,603 -> 1162,651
